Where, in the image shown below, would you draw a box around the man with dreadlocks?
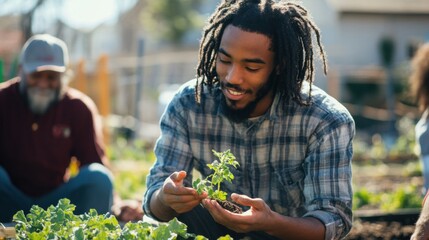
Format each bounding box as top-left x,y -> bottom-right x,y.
143,0 -> 355,239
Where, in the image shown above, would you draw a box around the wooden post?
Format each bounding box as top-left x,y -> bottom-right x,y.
96,54 -> 111,145
74,59 -> 88,94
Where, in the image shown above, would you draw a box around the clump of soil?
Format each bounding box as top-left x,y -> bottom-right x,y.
217,200 -> 243,214
346,220 -> 415,240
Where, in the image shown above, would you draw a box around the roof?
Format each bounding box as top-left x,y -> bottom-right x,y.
327,0 -> 429,15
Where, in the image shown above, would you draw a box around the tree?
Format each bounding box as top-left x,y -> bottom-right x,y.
140,0 -> 204,45
20,0 -> 46,43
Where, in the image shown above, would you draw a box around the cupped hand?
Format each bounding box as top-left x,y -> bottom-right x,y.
202,193 -> 274,233
159,171 -> 207,214
111,199 -> 144,222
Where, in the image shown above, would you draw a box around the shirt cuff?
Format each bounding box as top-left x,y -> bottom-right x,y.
143,185 -> 164,222
303,210 -> 345,240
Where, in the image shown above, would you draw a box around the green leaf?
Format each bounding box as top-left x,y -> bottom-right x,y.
151,224 -> 172,239
218,234 -> 234,240
73,228 -> 85,240
195,235 -> 209,240
167,218 -> 188,237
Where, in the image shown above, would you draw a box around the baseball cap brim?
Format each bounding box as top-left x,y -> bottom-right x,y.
23,64 -> 66,73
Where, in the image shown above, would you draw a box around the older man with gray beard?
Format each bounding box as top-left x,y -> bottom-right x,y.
0,34 -> 142,223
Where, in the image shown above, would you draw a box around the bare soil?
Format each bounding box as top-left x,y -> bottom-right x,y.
217,200 -> 243,214
346,220 -> 415,240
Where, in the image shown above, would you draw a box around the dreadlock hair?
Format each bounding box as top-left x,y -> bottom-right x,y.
409,43 -> 429,113
195,0 -> 327,105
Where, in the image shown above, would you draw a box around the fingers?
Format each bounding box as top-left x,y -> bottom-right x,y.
165,171 -> 195,193
202,199 -> 245,230
231,193 -> 253,206
160,171 -> 207,214
166,171 -> 207,198
167,191 -> 200,203
170,171 -> 187,183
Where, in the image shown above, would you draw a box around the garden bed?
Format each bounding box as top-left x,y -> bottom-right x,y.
346,208 -> 419,239
347,157 -> 422,239
346,220 -> 415,240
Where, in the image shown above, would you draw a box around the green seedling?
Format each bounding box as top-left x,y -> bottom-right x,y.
192,149 -> 240,201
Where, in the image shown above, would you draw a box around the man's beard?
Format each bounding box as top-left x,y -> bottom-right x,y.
26,87 -> 58,115
220,74 -> 276,123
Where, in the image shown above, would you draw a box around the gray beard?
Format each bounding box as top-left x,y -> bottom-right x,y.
26,87 -> 57,115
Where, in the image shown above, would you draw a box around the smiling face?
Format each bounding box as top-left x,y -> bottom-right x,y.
216,25 -> 276,120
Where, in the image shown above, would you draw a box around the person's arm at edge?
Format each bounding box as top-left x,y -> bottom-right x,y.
412,191 -> 429,239
143,84 -> 196,222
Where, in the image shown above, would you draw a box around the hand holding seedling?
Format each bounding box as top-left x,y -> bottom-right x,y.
193,149 -> 243,214
203,193 -> 277,234
159,170 -> 207,214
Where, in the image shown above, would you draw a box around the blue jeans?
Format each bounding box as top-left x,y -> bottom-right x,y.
0,163 -> 113,223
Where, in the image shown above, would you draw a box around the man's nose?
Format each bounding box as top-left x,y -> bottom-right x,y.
225,65 -> 243,85
36,77 -> 50,88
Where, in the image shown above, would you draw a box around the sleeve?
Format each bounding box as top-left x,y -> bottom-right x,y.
423,189 -> 429,206
416,110 -> 429,156
70,95 -> 107,167
143,93 -> 195,220
302,115 -> 355,240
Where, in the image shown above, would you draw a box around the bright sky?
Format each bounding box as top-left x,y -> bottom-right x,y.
61,0 -> 119,30
0,0 -> 137,31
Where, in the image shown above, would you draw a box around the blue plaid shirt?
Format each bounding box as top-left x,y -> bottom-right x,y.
144,79 -> 355,240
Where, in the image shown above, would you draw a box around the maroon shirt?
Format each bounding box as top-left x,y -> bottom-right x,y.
0,78 -> 107,196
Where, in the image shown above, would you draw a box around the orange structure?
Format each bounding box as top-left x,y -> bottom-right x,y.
74,59 -> 88,93
96,54 -> 111,145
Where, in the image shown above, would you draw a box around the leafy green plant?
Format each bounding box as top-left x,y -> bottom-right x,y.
106,137 -> 155,199
352,185 -> 423,211
353,188 -> 372,210
192,149 -> 240,201
379,185 -> 422,211
114,170 -> 148,200
12,198 -> 232,240
107,137 -> 155,162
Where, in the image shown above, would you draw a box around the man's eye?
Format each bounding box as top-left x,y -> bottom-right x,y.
219,58 -> 230,64
246,67 -> 259,72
